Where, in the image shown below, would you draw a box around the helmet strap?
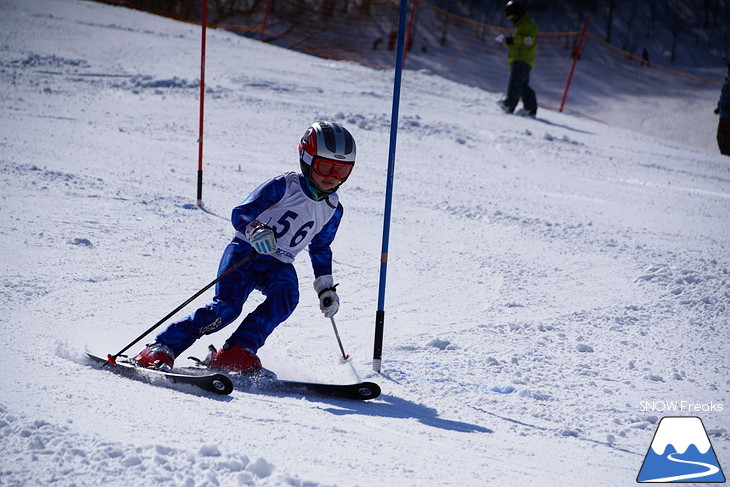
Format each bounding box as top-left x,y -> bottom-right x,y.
302,171 -> 339,201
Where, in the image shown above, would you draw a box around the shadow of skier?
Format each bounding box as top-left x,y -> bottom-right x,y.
322,394 -> 493,434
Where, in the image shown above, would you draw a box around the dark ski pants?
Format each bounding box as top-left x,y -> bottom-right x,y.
718,117 -> 730,156
157,240 -> 299,356
505,61 -> 537,113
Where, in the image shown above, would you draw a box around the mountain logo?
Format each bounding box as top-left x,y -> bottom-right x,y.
637,416 -> 726,483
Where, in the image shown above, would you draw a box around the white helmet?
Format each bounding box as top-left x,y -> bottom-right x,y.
298,121 -> 356,192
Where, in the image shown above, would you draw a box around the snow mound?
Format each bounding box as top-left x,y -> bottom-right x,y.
0,405 -> 324,486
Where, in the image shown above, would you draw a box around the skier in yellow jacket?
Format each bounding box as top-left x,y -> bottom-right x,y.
499,1 -> 538,117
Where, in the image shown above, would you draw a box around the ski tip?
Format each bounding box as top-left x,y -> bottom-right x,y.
357,381 -> 381,400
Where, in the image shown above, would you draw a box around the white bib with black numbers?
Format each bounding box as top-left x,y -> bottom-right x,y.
239,172 -> 338,263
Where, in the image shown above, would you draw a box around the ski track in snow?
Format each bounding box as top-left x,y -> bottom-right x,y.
1,1 -> 728,486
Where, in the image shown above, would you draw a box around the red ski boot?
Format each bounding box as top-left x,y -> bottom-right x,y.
209,344 -> 262,373
133,343 -> 175,369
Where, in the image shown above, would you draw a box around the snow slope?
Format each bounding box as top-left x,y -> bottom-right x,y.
1,0 -> 728,486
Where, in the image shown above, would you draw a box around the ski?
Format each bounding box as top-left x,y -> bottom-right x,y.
86,351 -> 234,395
183,348 -> 380,401
87,351 -> 381,400
228,372 -> 381,401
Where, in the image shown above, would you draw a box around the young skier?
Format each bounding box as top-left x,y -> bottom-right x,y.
133,121 -> 356,373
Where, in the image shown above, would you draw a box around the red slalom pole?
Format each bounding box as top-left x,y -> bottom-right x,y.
261,0 -> 273,42
196,0 -> 208,208
560,16 -> 590,113
403,0 -> 419,66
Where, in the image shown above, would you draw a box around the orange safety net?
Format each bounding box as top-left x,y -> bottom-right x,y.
93,0 -> 726,152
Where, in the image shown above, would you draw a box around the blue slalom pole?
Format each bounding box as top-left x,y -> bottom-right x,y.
373,0 -> 409,373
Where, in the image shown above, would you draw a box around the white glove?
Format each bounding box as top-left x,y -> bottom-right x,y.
495,33 -> 505,43
313,275 -> 340,318
245,222 -> 277,254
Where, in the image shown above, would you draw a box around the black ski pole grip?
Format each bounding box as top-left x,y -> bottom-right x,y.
318,283 -> 339,308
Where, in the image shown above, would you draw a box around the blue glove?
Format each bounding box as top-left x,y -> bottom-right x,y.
245,222 -> 277,254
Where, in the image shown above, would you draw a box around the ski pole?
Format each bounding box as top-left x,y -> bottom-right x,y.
329,316 -> 350,361
104,250 -> 257,366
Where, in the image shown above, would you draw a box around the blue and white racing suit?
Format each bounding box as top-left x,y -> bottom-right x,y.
156,172 -> 343,355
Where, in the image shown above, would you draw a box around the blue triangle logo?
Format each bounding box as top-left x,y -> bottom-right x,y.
637,416 -> 726,483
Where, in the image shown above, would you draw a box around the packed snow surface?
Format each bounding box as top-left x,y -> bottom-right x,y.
1,1 -> 728,486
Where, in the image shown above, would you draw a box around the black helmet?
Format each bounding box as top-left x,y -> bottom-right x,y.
505,1 -> 525,20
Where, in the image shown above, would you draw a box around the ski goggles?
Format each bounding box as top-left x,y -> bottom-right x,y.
312,156 -> 354,182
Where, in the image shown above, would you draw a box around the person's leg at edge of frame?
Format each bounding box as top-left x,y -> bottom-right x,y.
504,64 -> 522,113
718,118 -> 730,156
